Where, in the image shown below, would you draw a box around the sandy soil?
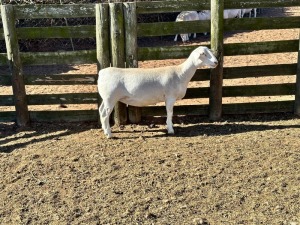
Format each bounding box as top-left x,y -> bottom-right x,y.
1,7 -> 300,225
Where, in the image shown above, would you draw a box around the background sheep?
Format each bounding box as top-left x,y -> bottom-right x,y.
174,11 -> 200,42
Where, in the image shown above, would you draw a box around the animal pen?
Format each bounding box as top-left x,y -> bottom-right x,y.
0,0 -> 300,126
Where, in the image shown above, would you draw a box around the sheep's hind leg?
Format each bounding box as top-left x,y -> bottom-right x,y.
165,98 -> 176,134
99,102 -> 105,130
100,101 -> 115,138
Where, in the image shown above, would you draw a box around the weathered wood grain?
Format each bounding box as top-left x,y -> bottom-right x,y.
0,111 -> 16,122
124,2 -> 141,124
110,2 -> 127,125
14,4 -> 95,19
27,93 -> 98,105
0,95 -> 14,106
29,110 -> 98,122
1,5 -> 30,127
209,0 -> 224,121
17,25 -> 95,39
23,74 -> 97,85
20,50 -> 96,65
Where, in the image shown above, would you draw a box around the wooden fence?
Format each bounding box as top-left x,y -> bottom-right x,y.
0,0 -> 300,126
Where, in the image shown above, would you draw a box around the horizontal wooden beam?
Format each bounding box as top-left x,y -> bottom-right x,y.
223,83 -> 295,97
224,40 -> 298,56
140,100 -> 294,117
138,17 -> 300,37
0,111 -> 16,122
138,40 -> 298,60
0,74 -> 11,86
136,0 -> 300,14
223,64 -> 297,79
29,110 -> 98,122
27,93 -> 98,105
17,25 -> 96,39
0,95 -> 14,106
14,4 -> 96,19
222,101 -> 294,114
23,74 -> 97,85
20,50 -> 97,65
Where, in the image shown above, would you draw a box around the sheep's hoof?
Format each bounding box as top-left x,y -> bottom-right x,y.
167,128 -> 175,135
106,133 -> 113,139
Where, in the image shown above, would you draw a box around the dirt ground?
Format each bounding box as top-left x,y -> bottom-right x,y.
1,7 -> 300,225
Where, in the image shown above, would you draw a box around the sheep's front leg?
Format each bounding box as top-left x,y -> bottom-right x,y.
165,98 -> 176,134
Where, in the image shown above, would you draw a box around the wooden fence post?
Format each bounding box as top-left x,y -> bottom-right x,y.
96,3 -> 110,125
123,2 -> 141,124
109,2 -> 127,125
209,0 -> 224,121
295,33 -> 300,116
1,4 -> 30,126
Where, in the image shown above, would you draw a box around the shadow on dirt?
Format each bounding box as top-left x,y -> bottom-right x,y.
1,113 -> 299,152
0,122 -> 98,154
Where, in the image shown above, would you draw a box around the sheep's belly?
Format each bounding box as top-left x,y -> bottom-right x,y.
120,95 -> 165,107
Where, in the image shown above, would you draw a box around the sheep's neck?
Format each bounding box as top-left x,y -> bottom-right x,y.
179,57 -> 198,85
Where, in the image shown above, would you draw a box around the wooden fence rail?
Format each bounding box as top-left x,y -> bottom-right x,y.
0,1 -> 300,125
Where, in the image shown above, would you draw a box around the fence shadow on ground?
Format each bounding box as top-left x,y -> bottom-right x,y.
1,113 -> 299,152
0,122 -> 98,153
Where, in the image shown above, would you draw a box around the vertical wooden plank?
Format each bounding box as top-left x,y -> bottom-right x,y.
96,3 -> 110,126
295,33 -> 300,116
109,2 -> 127,125
1,5 -> 30,126
209,0 -> 224,121
124,2 -> 141,124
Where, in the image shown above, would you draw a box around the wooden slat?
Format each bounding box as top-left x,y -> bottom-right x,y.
224,0 -> 300,9
223,83 -> 295,97
223,64 -> 297,79
141,101 -> 294,117
192,64 -> 297,81
136,1 -> 210,14
14,4 -> 95,19
27,93 -> 98,105
29,110 -> 98,122
138,20 -> 210,37
223,101 -> 294,114
141,105 -> 210,117
191,69 -> 211,81
138,40 -> 298,61
224,40 -> 299,56
138,45 -> 208,61
0,111 -> 16,122
138,17 -> 300,38
20,50 -> 97,65
24,74 -> 97,85
17,25 -> 95,39
136,0 -> 300,14
0,95 -> 14,106
0,74 -> 11,86
185,87 -> 210,99
225,17 -> 300,31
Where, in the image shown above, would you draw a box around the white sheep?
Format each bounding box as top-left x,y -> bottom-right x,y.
224,9 -> 242,19
174,11 -> 200,42
241,8 -> 257,18
198,10 -> 211,35
98,46 -> 218,138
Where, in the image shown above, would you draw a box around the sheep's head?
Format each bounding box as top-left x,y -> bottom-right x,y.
191,46 -> 218,68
